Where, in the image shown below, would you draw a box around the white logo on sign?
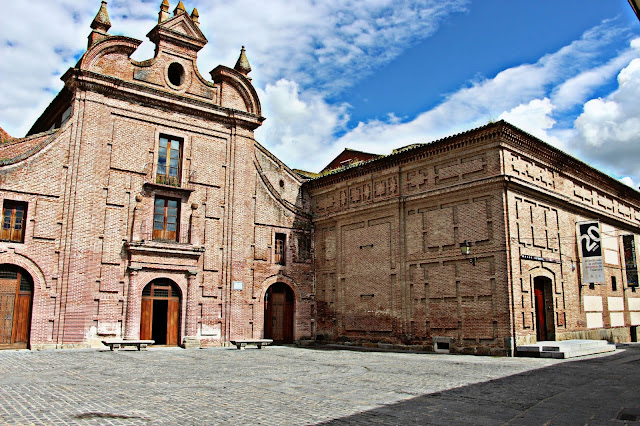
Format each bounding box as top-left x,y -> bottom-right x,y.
580,225 -> 600,253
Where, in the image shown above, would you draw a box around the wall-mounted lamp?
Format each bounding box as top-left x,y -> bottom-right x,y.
459,240 -> 477,266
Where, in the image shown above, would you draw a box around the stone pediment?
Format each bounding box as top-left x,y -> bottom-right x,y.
158,13 -> 206,43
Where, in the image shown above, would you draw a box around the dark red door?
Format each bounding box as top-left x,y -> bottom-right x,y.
534,285 -> 547,341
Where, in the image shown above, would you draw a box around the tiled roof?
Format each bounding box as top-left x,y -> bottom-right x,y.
0,127 -> 13,143
0,129 -> 60,166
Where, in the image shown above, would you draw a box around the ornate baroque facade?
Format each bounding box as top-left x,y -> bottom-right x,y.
1,2 -> 639,354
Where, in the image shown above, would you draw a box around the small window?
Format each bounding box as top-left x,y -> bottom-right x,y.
612,276 -> 617,292
275,233 -> 286,265
297,233 -> 310,261
153,196 -> 180,242
168,62 -> 185,87
1,200 -> 27,243
156,135 -> 182,187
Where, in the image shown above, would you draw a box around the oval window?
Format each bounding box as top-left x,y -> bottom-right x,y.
168,62 -> 185,87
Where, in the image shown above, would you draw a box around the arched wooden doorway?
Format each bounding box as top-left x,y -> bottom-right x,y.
533,276 -> 555,342
0,265 -> 33,349
140,279 -> 181,346
264,283 -> 294,343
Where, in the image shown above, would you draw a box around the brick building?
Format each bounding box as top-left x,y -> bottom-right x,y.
1,1 -> 639,354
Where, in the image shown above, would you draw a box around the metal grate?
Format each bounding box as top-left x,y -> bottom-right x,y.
0,270 -> 18,280
142,286 -> 152,297
19,275 -> 32,292
154,289 -> 169,298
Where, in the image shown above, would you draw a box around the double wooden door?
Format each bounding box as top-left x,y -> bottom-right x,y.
140,281 -> 180,346
264,283 -> 294,343
0,266 -> 32,349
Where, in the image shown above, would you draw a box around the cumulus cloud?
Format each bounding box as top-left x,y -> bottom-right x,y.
498,98 -> 556,142
571,55 -> 640,183
255,79 -> 349,168
283,21 -> 634,172
0,0 -> 467,137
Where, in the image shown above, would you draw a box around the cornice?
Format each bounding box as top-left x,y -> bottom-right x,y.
306,122 -> 503,190
68,69 -> 264,130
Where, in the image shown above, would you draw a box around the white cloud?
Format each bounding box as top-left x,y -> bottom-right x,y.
571,56 -> 640,182
255,79 -> 349,168
498,98 -> 555,142
620,177 -> 637,188
283,21 -> 632,172
0,0 -> 468,137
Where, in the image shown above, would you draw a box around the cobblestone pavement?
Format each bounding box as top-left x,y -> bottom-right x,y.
0,344 -> 638,425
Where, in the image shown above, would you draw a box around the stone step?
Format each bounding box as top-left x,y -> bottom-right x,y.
516,339 -> 617,359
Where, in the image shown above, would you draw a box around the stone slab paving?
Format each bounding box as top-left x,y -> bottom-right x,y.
0,344 -> 638,424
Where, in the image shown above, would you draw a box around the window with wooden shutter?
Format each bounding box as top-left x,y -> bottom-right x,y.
156,135 -> 182,187
275,233 -> 286,265
1,201 -> 27,243
153,196 -> 180,242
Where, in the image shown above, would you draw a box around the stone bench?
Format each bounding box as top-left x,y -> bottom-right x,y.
102,339 -> 155,351
230,339 -> 273,350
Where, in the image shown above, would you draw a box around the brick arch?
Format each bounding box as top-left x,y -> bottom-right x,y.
134,271 -> 188,299
527,266 -> 556,285
0,252 -> 47,295
124,270 -> 189,340
258,274 -> 301,302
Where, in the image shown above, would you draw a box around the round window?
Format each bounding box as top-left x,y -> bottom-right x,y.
279,179 -> 285,189
167,62 -> 185,87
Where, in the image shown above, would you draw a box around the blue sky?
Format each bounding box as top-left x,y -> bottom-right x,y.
1,0 -> 639,185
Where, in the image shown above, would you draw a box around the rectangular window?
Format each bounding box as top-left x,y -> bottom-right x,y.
1,201 -> 27,243
156,135 -> 182,187
153,196 -> 180,242
275,233 -> 286,265
297,233 -> 311,261
623,235 -> 638,287
612,276 -> 617,292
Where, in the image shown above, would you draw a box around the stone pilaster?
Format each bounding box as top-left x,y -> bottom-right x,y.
183,270 -> 201,348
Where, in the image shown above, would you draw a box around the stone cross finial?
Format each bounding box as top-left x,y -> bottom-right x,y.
159,0 -> 170,23
234,46 -> 252,76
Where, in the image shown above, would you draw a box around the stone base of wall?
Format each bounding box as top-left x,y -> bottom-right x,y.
556,327 -> 631,343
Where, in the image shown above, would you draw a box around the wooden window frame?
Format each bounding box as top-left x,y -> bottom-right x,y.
153,196 -> 180,242
275,233 -> 286,265
1,201 -> 28,243
156,135 -> 183,187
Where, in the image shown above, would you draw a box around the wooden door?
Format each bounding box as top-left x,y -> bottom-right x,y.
0,267 -> 32,349
534,285 -> 547,341
166,299 -> 179,346
140,298 -> 153,340
271,291 -> 285,341
0,293 -> 15,344
13,293 -> 31,344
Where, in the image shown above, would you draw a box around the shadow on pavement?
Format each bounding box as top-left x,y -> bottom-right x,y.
317,346 -> 640,425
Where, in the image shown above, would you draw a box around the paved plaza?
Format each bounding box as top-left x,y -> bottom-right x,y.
0,344 -> 639,425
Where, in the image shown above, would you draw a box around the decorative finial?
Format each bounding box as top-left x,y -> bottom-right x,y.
191,8 -> 200,26
174,1 -> 186,16
88,1 -> 111,48
234,46 -> 252,76
90,1 -> 111,32
159,0 -> 170,23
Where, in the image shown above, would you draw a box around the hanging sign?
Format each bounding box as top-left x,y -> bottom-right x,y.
577,221 -> 604,283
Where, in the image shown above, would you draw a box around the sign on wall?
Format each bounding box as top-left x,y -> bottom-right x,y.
577,221 -> 604,284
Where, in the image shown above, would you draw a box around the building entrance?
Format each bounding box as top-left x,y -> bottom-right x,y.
140,279 -> 180,346
0,265 -> 33,349
264,283 -> 294,343
534,276 -> 554,341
